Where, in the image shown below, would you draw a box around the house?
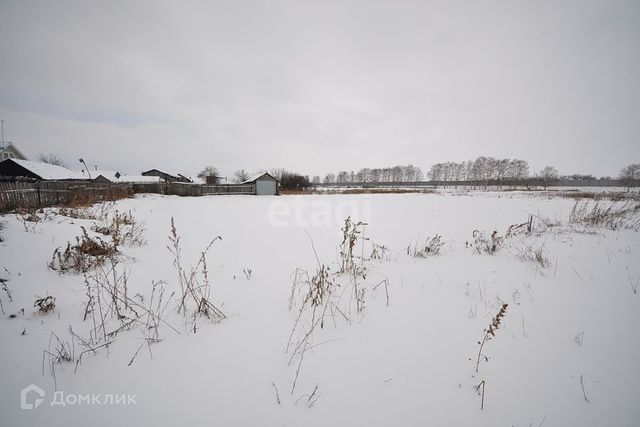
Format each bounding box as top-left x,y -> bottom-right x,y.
0,158 -> 86,181
141,169 -> 192,183
93,170 -> 163,184
0,142 -> 29,161
241,172 -> 280,195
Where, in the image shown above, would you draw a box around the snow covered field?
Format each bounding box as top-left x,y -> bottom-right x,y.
1,192 -> 639,426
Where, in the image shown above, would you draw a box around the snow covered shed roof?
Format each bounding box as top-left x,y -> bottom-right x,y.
94,171 -> 162,184
0,159 -> 87,181
240,172 -> 280,184
118,175 -> 163,183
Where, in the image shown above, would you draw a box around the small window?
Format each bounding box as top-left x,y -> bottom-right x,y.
8,152 -> 15,159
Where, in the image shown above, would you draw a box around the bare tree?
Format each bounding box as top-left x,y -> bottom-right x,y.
38,153 -> 68,168
269,168 -> 286,181
539,166 -> 559,189
198,166 -> 221,184
279,171 -> 310,191
233,169 -> 250,183
427,157 -> 529,188
324,173 -> 336,184
619,163 -> 640,192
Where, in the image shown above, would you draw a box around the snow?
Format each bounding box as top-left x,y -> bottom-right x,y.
1,192 -> 639,426
9,159 -> 87,180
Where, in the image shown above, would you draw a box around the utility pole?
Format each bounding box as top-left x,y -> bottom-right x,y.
79,158 -> 92,179
1,119 -> 5,151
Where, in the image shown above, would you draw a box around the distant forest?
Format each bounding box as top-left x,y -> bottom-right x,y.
311,158 -> 639,189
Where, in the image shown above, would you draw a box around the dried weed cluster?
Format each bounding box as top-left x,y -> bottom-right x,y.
469,230 -> 502,254
49,227 -> 118,273
49,208 -> 146,274
369,242 -> 390,261
569,200 -> 640,231
408,235 -> 444,258
339,216 -> 368,274
91,209 -> 146,247
286,217 -> 393,396
34,295 -> 56,314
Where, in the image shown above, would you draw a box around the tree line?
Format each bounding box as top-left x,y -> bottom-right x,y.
320,164 -> 424,184
428,157 -> 530,184
192,160 -> 639,191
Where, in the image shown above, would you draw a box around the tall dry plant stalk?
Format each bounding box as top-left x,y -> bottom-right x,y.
339,217 -> 367,274
167,217 -> 225,330
475,303 -> 508,372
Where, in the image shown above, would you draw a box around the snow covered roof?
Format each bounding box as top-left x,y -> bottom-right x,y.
118,175 -> 162,183
95,172 -> 162,183
0,142 -> 29,160
240,172 -> 279,184
92,170 -> 120,181
8,159 -> 87,180
142,169 -> 189,178
141,169 -> 193,183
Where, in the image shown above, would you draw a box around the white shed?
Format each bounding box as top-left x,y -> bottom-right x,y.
241,172 -> 279,195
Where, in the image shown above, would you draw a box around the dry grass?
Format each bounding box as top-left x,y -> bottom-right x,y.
34,295 -> 56,314
15,208 -> 53,232
568,200 -> 640,231
369,242 -> 390,261
516,244 -> 550,269
57,193 -> 102,219
307,187 -> 435,195
0,279 -> 12,315
339,216 -> 367,274
287,265 -> 338,393
286,221 -> 395,396
49,227 -> 118,274
167,217 -> 225,330
91,209 -> 146,246
49,209 -> 146,274
468,230 -> 502,254
338,188 -> 434,195
42,331 -> 73,390
555,190 -> 635,202
74,260 -> 180,372
408,235 -> 444,258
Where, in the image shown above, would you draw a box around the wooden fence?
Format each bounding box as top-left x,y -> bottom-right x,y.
0,181 -> 257,213
130,182 -> 255,196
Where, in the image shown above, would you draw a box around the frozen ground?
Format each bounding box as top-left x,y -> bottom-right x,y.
1,192 -> 639,426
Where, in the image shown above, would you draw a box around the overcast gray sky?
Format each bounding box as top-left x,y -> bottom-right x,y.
1,0 -> 638,179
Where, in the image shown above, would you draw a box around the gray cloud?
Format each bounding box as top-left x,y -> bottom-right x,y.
1,0 -> 639,178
